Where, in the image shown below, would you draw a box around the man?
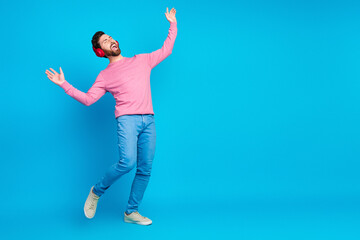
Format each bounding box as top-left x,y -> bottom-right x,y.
45,7 -> 177,226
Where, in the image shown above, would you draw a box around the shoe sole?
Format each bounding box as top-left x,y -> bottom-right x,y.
124,218 -> 152,225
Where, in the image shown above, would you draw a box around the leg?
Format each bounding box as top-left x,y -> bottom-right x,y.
92,115 -> 140,197
125,115 -> 156,214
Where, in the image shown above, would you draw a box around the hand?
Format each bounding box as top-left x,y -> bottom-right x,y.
45,67 -> 65,86
165,7 -> 177,23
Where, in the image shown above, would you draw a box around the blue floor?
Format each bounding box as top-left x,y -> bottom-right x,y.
3,197 -> 359,240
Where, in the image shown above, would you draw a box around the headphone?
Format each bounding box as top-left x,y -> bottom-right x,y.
92,40 -> 119,58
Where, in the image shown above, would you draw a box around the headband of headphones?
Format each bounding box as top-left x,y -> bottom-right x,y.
92,40 -> 119,58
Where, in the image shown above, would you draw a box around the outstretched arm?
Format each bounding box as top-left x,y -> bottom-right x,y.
146,7 -> 178,69
45,67 -> 107,106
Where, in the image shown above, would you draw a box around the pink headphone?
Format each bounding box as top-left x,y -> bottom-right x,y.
92,40 -> 119,58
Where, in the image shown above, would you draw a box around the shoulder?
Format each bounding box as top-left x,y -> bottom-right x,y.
135,53 -> 148,60
96,71 -> 107,83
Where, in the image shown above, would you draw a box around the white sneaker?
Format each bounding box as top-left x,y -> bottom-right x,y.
124,211 -> 152,225
84,186 -> 100,219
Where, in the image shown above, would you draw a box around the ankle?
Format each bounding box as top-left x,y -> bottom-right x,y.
92,189 -> 100,197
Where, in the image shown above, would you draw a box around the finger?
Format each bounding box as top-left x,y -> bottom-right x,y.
46,70 -> 54,76
49,68 -> 58,75
60,66 -> 63,74
166,7 -> 169,13
45,71 -> 52,77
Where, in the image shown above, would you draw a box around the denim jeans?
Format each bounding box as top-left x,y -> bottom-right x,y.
92,114 -> 156,214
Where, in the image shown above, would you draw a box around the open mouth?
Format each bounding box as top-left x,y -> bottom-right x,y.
111,43 -> 118,50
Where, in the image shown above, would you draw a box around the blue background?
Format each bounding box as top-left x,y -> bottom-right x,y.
1,0 -> 360,239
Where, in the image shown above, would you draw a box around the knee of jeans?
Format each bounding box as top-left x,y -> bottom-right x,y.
115,158 -> 136,172
136,165 -> 152,176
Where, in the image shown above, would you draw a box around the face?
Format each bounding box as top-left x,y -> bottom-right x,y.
99,34 -> 121,57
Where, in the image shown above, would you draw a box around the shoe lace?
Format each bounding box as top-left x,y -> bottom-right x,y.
133,211 -> 146,219
88,194 -> 99,210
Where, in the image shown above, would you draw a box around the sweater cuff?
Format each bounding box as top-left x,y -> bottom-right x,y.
170,21 -> 177,26
59,80 -> 72,92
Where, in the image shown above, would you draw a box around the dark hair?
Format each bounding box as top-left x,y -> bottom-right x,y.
92,31 -> 108,58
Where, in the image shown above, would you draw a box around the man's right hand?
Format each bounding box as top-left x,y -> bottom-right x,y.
45,67 -> 65,86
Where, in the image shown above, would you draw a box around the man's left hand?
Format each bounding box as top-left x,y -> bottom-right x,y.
165,7 -> 177,23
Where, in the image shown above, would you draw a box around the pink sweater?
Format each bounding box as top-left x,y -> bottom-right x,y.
59,21 -> 177,118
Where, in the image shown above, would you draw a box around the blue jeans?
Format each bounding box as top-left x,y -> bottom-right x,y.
92,114 -> 156,214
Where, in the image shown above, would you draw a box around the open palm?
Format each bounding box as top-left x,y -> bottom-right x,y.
45,67 -> 65,86
165,7 -> 177,23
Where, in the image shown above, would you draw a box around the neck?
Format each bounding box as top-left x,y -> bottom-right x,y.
108,54 -> 125,64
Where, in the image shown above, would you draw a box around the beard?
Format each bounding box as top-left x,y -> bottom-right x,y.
103,46 -> 121,57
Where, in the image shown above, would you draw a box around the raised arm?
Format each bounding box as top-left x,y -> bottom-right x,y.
45,67 -> 107,106
146,7 -> 178,69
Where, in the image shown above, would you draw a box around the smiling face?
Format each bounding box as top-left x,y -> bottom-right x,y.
98,34 -> 121,57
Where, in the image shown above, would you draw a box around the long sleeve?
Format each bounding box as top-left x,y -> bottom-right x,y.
146,21 -> 178,69
59,72 -> 107,106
